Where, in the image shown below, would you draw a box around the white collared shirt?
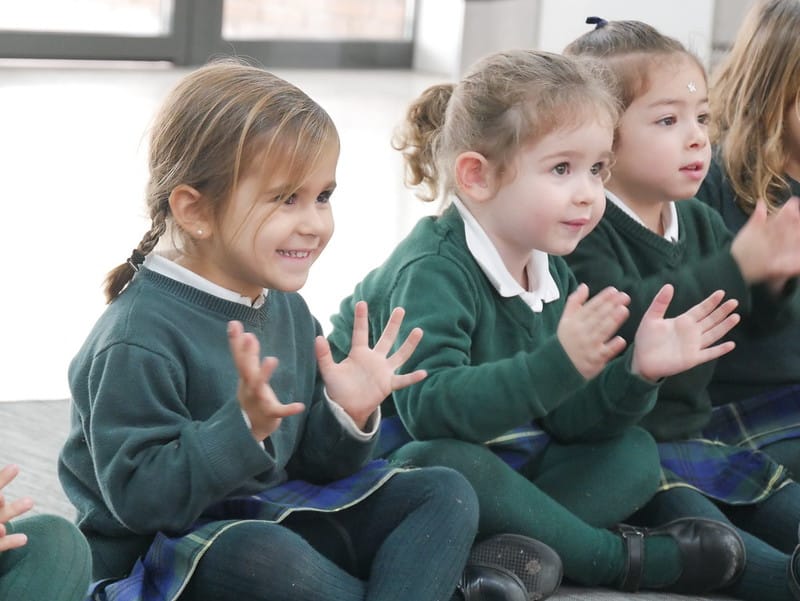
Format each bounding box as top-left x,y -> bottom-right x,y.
144,254 -> 378,440
605,190 -> 680,242
145,254 -> 268,308
451,196 -> 560,312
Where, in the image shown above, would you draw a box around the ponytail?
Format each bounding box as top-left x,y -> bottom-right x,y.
392,83 -> 454,202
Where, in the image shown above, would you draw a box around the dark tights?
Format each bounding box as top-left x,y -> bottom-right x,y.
180,467 -> 478,601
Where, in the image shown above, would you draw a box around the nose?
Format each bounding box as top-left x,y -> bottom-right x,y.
574,174 -> 601,206
687,120 -> 708,149
297,202 -> 329,236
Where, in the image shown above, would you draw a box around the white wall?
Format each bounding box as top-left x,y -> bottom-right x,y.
415,0 -> 719,78
537,0 -> 716,67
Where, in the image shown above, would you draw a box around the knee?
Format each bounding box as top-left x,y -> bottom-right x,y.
611,427 -> 661,494
391,438 -> 493,471
394,466 -> 480,531
8,514 -> 91,593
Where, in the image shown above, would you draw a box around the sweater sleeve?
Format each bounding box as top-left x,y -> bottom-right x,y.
541,347 -> 658,442
87,343 -> 273,534
382,256 -> 587,443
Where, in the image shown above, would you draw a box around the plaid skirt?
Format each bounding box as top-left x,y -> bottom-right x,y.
89,459 -> 405,601
378,415 -> 789,506
703,384 -> 800,451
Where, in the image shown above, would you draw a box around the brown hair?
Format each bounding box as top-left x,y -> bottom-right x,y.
393,49 -> 619,202
104,58 -> 338,302
710,0 -> 800,213
564,19 -> 704,112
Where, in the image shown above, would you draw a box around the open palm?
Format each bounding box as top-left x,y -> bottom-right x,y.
316,301 -> 426,429
632,285 -> 740,382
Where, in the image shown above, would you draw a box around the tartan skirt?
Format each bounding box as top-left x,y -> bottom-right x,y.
89,459 -> 405,601
378,415 -> 790,507
703,384 -> 800,451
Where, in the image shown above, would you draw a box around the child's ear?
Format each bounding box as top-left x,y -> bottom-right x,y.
169,184 -> 212,240
455,151 -> 494,202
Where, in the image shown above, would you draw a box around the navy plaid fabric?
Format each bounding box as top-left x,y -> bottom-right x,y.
704,384 -> 800,450
656,438 -> 790,504
89,460 -> 406,601
380,414 -> 790,508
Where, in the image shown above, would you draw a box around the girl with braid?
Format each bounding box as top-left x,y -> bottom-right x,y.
57,59 -> 534,601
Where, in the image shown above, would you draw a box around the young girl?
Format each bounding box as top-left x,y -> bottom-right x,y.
565,17 -> 800,601
327,48 -> 747,595
696,0 -> 800,478
56,59 -> 507,601
0,464 -> 91,601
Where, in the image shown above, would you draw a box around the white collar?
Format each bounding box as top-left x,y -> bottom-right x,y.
605,189 -> 679,242
451,196 -> 560,312
144,254 -> 268,309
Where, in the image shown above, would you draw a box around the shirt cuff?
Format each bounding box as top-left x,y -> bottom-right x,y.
324,388 -> 381,440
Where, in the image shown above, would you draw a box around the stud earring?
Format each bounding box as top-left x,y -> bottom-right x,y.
197,229 -> 204,235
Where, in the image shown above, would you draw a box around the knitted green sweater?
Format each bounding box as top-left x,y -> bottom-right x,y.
566,198 -> 794,440
697,157 -> 800,403
328,205 -> 658,446
59,268 -> 375,579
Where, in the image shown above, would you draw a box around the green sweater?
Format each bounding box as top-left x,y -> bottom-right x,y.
566,199 -> 795,440
696,156 -> 800,403
328,205 -> 658,446
59,268 -> 375,580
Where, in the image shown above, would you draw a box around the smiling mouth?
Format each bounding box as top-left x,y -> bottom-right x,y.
681,162 -> 703,172
278,250 -> 312,258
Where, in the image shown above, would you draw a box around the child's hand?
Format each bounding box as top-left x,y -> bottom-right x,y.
557,284 -> 631,380
632,285 -> 739,382
228,321 -> 305,442
316,301 -> 427,430
731,198 -> 800,284
0,464 -> 33,553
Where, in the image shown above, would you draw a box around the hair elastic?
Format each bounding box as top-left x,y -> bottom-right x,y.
585,16 -> 608,29
127,249 -> 146,272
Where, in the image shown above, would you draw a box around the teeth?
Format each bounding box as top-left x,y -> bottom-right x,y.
279,250 -> 310,258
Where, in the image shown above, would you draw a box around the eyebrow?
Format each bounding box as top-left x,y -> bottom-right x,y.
540,149 -> 614,162
647,96 -> 709,109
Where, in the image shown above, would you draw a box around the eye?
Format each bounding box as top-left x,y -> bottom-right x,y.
317,190 -> 333,204
697,112 -> 710,126
552,162 -> 569,175
282,193 -> 298,205
656,116 -> 676,126
590,162 -> 605,176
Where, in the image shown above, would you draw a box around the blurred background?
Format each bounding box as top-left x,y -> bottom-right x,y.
0,0 -> 755,402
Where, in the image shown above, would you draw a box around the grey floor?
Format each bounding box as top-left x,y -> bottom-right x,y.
0,398 -> 733,601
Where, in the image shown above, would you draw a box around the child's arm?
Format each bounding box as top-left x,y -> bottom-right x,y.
315,301 -> 426,429
288,302 -> 427,481
0,465 -> 33,553
330,256 -> 622,444
567,204 -> 750,344
730,198 -> 800,294
542,285 -> 739,441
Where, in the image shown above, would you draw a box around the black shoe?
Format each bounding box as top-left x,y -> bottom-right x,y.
458,564 -> 528,601
467,534 -> 563,601
789,544 -> 800,600
616,517 -> 745,594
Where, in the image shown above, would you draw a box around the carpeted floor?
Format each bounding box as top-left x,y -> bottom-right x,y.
0,399 -> 734,600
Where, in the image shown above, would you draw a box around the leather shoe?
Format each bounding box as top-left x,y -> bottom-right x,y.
468,533 -> 562,600
458,564 -> 528,601
617,517 -> 745,594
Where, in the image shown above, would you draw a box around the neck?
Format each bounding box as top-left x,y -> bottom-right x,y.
607,186 -> 665,234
